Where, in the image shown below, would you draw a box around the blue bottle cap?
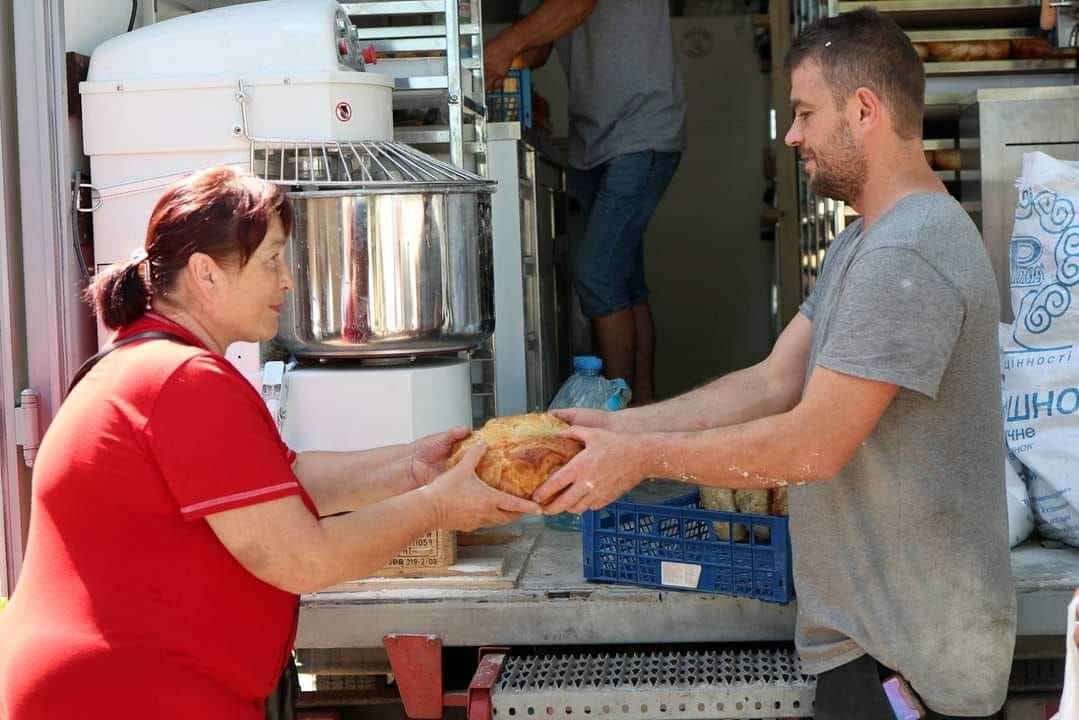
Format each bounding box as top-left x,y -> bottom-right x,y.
573,356 -> 603,372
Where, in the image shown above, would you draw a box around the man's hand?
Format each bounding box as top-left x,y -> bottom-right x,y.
423,443 -> 542,531
532,426 -> 652,514
550,407 -> 639,433
409,426 -> 471,488
484,35 -> 518,91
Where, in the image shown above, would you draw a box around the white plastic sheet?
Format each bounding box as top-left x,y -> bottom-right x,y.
1004,447 -> 1035,548
1001,152 -> 1079,547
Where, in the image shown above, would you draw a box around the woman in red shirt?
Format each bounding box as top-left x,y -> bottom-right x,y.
0,167 -> 538,719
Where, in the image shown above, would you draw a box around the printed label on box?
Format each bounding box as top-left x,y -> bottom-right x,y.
398,532 -> 438,557
660,561 -> 702,589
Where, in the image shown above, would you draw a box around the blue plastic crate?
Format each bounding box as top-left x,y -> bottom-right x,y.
486,69 -> 532,128
581,489 -> 793,604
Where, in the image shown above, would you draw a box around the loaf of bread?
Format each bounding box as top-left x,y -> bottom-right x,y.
772,487 -> 789,516
736,490 -> 772,541
927,41 -> 969,62
699,486 -> 746,542
1011,37 -> 1054,60
700,485 -> 789,541
927,39 -> 1009,63
933,148 -> 961,172
913,43 -> 930,62
986,40 -> 1012,60
446,413 -> 584,499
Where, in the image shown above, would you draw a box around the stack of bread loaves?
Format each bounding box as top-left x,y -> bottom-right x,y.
911,37 -> 1074,64
699,487 -> 788,542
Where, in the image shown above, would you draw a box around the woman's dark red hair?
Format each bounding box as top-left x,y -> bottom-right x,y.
85,166 -> 293,329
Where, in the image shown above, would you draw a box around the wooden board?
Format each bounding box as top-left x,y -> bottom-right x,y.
457,529 -> 523,546
380,551 -> 504,579
316,520 -> 542,592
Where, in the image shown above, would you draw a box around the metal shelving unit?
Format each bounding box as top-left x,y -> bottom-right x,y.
788,0 -> 1077,303
796,166 -> 846,298
836,0 -> 1041,10
924,58 -> 1077,74
343,0 -> 487,169
343,0 -> 496,426
795,0 -> 829,31
834,0 -> 1043,28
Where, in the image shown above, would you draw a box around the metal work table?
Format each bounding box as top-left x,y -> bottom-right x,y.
297,518 -> 1079,649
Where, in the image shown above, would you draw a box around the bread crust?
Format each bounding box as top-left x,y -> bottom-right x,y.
927,39 -> 1010,63
447,413 -> 584,499
1010,37 -> 1053,60
933,148 -> 961,172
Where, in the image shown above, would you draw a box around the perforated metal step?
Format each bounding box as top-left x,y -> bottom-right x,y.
491,648 -> 815,720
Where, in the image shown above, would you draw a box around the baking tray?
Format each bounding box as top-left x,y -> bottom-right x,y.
908,27 -> 1041,41
924,58 -> 1077,75
836,0 -> 1040,29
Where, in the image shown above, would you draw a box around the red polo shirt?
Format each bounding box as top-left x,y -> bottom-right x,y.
0,313 -> 317,719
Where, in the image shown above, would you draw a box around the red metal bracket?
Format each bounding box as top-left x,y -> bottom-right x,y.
466,647 -> 510,720
383,634 -> 445,719
383,635 -> 511,720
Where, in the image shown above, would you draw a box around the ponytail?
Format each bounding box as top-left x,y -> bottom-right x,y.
83,258 -> 151,329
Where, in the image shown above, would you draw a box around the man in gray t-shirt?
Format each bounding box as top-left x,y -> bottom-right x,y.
485,0 -> 687,405
789,192 -> 1015,716
531,8 -> 1015,719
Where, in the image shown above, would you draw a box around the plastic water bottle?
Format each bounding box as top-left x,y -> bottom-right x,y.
545,356 -> 631,531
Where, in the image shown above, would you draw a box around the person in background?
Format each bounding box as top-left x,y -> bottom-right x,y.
537,9 -> 1016,718
485,0 -> 687,405
0,167 -> 539,720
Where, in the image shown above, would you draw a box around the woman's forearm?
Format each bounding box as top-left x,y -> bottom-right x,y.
292,447 -> 415,515
307,488 -> 441,589
213,488 -> 441,594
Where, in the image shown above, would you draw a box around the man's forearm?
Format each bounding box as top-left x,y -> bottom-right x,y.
640,409 -> 837,490
293,447 -> 414,516
622,362 -> 799,432
494,0 -> 595,57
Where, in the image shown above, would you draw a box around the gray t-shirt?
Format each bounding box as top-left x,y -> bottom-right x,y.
795,193 -> 1016,715
519,0 -> 687,169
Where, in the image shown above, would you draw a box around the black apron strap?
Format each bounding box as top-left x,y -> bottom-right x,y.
67,330 -> 191,395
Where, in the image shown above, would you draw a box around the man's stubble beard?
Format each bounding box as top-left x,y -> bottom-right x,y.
807,119 -> 867,206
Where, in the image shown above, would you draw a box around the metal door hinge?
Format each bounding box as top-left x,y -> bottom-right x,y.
14,389 -> 41,469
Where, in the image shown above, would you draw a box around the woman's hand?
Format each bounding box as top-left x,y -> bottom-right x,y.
409,426 -> 472,487
421,443 -> 542,531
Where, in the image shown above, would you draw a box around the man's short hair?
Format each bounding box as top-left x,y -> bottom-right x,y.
784,8 -> 924,140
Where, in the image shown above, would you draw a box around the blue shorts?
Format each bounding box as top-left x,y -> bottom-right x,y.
568,150 -> 681,318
